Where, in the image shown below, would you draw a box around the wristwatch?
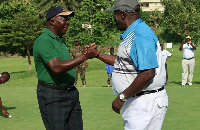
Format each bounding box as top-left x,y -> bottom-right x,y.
119,93 -> 126,102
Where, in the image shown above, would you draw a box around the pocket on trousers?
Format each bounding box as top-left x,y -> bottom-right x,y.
155,96 -> 168,108
37,87 -> 48,101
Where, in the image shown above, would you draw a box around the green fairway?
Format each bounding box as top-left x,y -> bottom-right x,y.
0,45 -> 200,130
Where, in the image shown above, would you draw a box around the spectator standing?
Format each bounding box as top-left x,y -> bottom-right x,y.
105,47 -> 115,87
179,36 -> 196,86
160,44 -> 172,85
70,37 -> 87,87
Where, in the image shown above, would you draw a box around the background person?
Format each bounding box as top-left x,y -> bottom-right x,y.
95,0 -> 168,129
33,6 -> 97,130
105,47 -> 115,87
160,44 -> 172,85
0,72 -> 10,117
179,36 -> 196,86
70,37 -> 87,87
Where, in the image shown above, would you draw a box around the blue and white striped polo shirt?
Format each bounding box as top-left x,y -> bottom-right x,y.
112,18 -> 166,95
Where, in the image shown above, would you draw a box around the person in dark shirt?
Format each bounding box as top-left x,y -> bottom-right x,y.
0,72 -> 10,117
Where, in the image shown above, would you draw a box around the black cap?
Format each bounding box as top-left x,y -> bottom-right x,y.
46,6 -> 74,21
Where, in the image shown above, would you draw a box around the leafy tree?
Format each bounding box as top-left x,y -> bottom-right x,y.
162,0 -> 200,43
32,0 -> 80,19
149,9 -> 163,29
64,0 -> 117,48
0,11 -> 44,70
0,0 -> 45,70
0,0 -> 39,21
140,11 -> 152,27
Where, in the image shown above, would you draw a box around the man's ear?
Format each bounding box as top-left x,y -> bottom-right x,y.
49,18 -> 55,26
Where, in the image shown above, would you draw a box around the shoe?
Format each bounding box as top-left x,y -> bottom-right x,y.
83,85 -> 86,87
181,84 -> 185,86
188,83 -> 192,86
108,85 -> 110,87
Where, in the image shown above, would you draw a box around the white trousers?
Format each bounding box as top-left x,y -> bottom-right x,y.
181,58 -> 195,85
122,89 -> 168,130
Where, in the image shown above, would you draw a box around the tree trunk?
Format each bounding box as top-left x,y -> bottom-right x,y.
27,46 -> 31,70
154,20 -> 157,29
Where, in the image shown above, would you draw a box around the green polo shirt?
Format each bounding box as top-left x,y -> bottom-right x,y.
33,28 -> 75,86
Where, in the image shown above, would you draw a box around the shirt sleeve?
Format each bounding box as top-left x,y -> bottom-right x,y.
130,35 -> 158,71
36,38 -> 59,63
166,50 -> 172,57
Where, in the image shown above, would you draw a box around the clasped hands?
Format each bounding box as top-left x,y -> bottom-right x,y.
82,43 -> 99,59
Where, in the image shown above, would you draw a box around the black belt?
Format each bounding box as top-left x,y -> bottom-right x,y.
133,86 -> 164,97
38,80 -> 75,91
183,57 -> 194,60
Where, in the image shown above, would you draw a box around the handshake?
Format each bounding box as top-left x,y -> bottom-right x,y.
82,42 -> 99,59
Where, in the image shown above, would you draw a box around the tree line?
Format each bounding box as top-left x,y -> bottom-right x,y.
0,0 -> 199,70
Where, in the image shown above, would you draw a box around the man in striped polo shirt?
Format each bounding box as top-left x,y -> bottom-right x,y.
96,0 -> 168,129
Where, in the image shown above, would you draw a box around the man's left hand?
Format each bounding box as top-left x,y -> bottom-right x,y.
112,96 -> 125,114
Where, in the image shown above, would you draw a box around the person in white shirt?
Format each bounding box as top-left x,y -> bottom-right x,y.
160,44 -> 172,85
179,36 -> 196,86
95,0 -> 168,129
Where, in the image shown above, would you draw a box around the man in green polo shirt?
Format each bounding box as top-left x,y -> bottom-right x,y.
33,6 -> 97,130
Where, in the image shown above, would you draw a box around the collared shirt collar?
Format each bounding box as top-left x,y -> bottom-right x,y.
120,18 -> 143,40
43,28 -> 61,40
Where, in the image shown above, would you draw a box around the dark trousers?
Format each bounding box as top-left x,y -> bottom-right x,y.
37,84 -> 83,130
